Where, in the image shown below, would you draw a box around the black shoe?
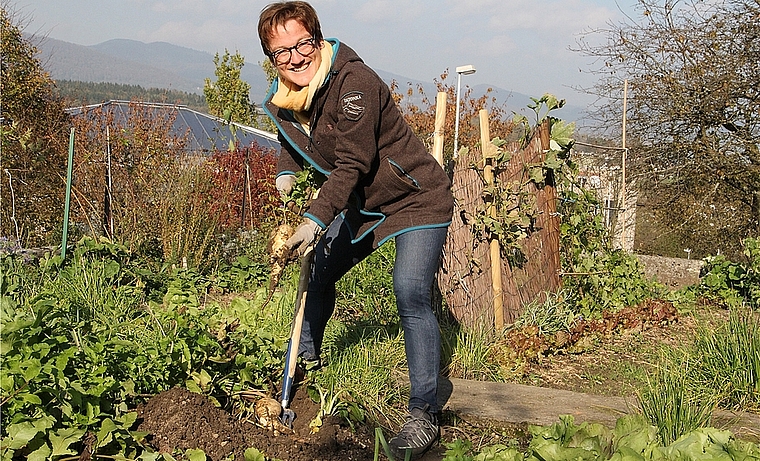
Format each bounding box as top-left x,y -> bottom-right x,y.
388,405 -> 439,459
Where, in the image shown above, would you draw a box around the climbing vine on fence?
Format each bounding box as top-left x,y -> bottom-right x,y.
468,94 -> 575,263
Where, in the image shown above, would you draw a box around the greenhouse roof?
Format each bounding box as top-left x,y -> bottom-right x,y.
66,100 -> 280,153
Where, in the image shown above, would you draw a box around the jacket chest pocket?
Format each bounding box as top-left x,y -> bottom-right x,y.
312,123 -> 336,161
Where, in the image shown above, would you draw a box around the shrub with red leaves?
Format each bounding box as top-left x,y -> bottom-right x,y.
206,143 -> 279,230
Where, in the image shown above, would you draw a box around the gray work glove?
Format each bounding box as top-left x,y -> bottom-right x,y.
275,174 -> 297,198
286,218 -> 321,255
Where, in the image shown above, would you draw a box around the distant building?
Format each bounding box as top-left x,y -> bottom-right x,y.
573,149 -> 637,252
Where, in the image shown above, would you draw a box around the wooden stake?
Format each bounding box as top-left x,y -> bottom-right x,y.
432,92 -> 447,166
479,109 -> 504,330
246,163 -> 254,227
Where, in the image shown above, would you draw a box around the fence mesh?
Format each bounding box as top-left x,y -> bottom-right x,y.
438,122 -> 561,328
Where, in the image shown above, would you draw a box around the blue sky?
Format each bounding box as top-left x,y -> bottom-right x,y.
15,0 -> 640,107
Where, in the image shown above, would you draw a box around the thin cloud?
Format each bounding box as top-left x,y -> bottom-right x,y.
355,0 -> 426,24
446,0 -> 615,31
151,0 -> 208,14
491,2 -> 613,31
146,18 -> 255,54
459,34 -> 517,58
20,0 -> 637,107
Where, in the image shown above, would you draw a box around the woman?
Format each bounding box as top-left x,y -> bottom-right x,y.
258,2 -> 453,457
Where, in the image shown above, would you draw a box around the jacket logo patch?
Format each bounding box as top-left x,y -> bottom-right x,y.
341,91 -> 365,121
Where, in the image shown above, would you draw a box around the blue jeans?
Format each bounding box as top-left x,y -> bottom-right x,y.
298,215 -> 448,413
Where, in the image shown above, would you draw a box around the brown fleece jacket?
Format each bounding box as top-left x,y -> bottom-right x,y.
264,39 -> 453,247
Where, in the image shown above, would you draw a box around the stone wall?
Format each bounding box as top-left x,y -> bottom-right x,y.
635,254 -> 705,290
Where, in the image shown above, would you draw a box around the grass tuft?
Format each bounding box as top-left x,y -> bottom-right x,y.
691,307 -> 760,412
443,326 -> 503,382
637,352 -> 717,445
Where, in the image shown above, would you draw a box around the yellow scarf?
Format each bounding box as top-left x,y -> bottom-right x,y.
271,42 -> 334,130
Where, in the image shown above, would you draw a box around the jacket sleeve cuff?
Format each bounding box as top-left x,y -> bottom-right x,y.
303,212 -> 328,230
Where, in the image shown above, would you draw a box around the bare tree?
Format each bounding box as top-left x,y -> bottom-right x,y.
575,0 -> 760,258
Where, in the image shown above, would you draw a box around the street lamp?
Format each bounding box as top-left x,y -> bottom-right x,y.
453,64 -> 476,159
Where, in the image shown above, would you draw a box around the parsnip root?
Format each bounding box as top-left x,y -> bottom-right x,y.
261,224 -> 296,308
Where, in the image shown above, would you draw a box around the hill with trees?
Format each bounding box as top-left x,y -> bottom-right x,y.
55,80 -> 208,112
33,35 -> 271,101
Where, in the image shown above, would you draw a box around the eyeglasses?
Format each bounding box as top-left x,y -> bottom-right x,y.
269,38 -> 317,65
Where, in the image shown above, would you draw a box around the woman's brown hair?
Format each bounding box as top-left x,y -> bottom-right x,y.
258,1 -> 324,55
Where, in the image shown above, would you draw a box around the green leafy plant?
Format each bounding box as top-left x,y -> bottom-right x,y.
1,279 -> 147,459
315,325 -> 404,428
204,49 -> 254,126
558,185 -> 663,318
334,241 -> 397,325
0,251 -> 44,305
441,413 -> 760,461
307,384 -> 349,433
442,439 -> 523,461
526,94 -> 566,125
525,414 -> 760,461
469,95 -> 576,265
214,297 -> 287,394
512,289 -> 576,335
215,254 -> 269,293
0,238 -> 284,459
699,237 -> 760,308
244,446 -> 279,461
442,326 -> 503,382
279,165 -> 327,220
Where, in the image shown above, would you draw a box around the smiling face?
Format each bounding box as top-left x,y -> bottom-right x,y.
267,19 -> 323,89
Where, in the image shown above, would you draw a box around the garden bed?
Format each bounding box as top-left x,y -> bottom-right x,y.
132,304 -> 759,460
136,386 -> 376,461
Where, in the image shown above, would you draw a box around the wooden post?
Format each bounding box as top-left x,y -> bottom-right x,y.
538,119 -> 562,284
479,109 -> 504,330
432,92 -> 447,166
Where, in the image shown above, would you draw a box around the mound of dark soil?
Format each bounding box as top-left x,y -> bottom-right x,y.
136,386 -> 380,461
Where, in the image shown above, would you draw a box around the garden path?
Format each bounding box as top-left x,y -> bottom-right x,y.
439,377 -> 760,444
